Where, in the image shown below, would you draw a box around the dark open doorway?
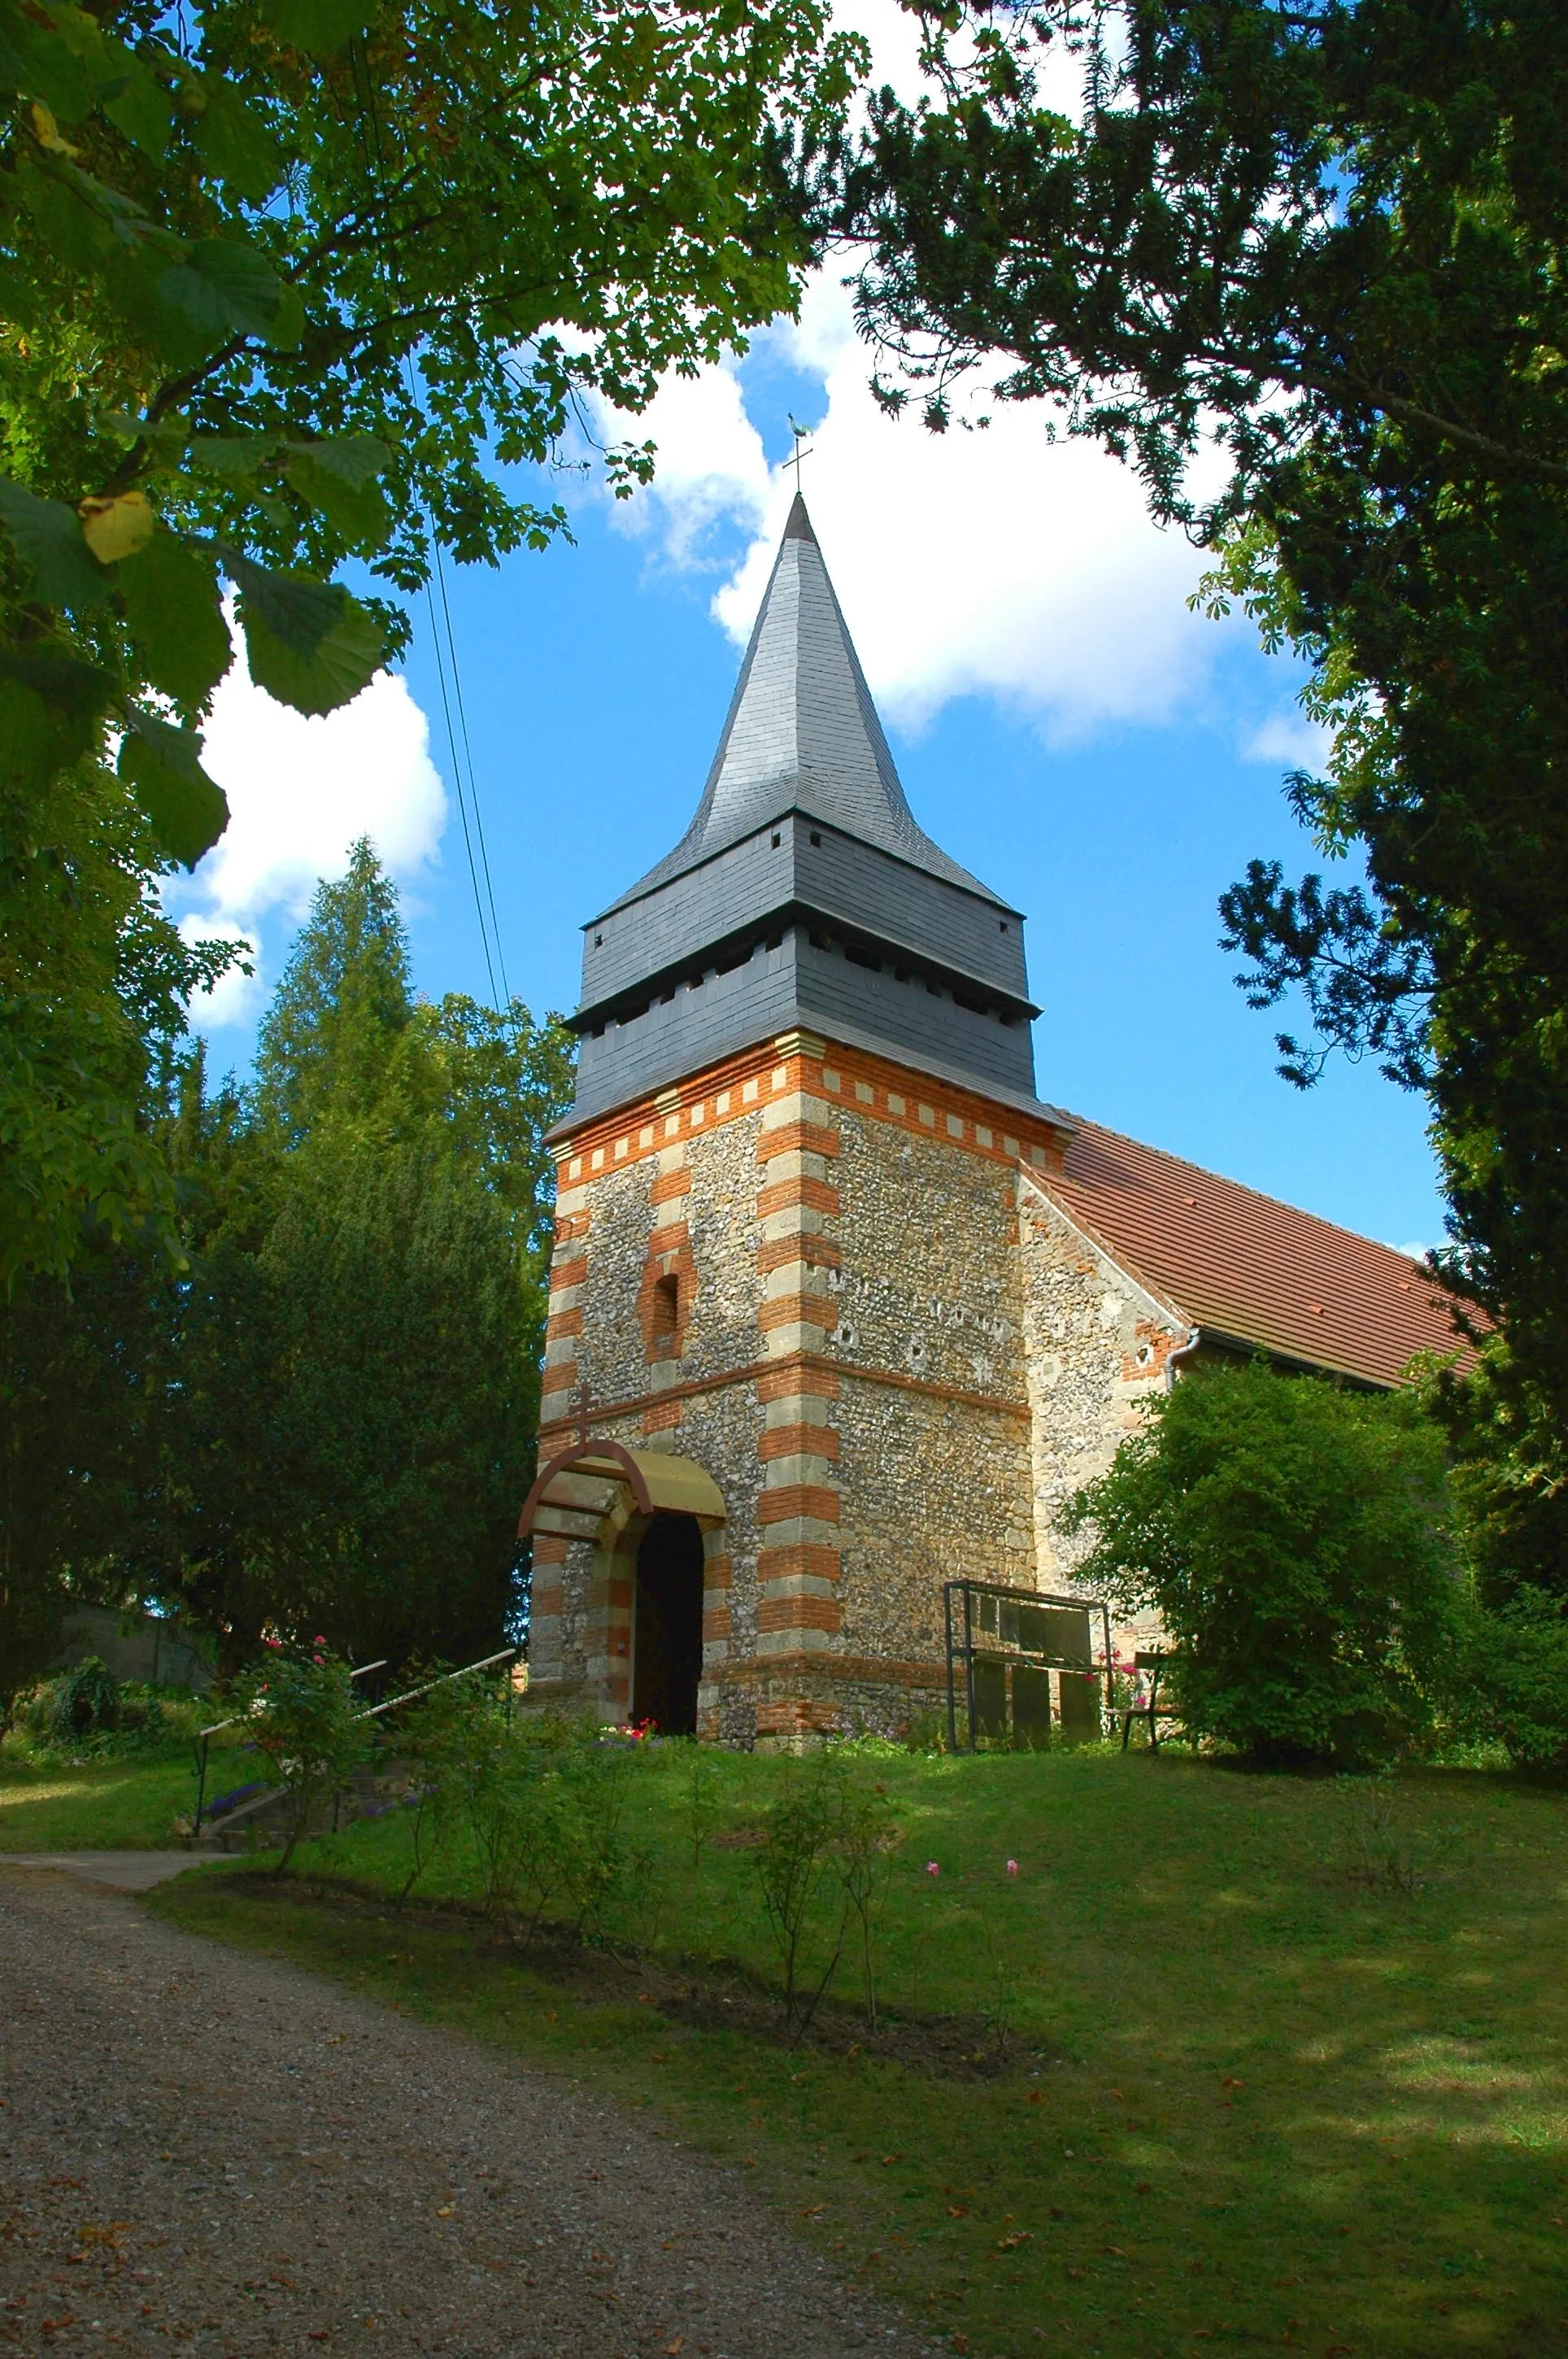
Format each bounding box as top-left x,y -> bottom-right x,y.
631,1511 -> 704,1734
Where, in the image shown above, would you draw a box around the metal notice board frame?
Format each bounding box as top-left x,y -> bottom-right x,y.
943,1579 -> 1114,1754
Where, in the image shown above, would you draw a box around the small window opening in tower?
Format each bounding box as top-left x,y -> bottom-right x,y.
772,831 -> 782,848
652,1271 -> 680,1347
810,830 -> 821,846
595,932 -> 603,946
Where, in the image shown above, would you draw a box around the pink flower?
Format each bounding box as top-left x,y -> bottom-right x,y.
1006,1859 -> 1020,1877
314,1636 -> 326,1646
926,1861 -> 940,1877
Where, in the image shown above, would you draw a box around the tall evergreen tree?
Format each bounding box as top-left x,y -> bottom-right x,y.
839,0 -> 1568,1592
0,846 -> 576,1696
252,839 -> 414,1148
165,844 -> 575,1668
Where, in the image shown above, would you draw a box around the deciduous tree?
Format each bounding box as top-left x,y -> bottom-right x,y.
1,0 -> 860,1275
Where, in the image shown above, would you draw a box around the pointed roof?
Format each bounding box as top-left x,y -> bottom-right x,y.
608,493 -> 1000,911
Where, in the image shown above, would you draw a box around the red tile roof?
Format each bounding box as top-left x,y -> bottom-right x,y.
1036,1116 -> 1466,1389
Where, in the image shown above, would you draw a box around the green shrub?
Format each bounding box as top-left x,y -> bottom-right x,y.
1466,1587 -> 1568,1773
1063,1358 -> 1462,1766
3,1664 -> 205,1763
394,1683 -> 650,1947
53,1655 -> 121,1742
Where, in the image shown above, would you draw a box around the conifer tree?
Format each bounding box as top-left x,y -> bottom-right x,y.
164,844 -> 574,1666
252,838 -> 414,1149
0,845 -> 576,1692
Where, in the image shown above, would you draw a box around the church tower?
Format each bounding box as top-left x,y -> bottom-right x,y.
522,496 -> 1079,1743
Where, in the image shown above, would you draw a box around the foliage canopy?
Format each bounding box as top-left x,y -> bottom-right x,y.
1,844 -> 576,1690
1,0 -> 860,1278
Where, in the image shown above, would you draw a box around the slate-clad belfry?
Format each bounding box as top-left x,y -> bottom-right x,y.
520,494 -> 1460,1742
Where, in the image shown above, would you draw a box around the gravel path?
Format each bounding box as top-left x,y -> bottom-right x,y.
0,1867 -> 938,2359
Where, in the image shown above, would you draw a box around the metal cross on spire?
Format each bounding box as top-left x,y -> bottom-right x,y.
787,414 -> 814,491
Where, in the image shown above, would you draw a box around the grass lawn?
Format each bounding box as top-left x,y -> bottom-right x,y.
149,1743 -> 1568,2357
0,1755 -> 203,1849
0,1725 -> 267,1849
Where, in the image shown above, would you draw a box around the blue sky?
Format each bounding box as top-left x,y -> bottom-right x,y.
169,282 -> 1444,1258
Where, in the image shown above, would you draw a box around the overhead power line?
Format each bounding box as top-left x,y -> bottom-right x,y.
350,44 -> 512,1016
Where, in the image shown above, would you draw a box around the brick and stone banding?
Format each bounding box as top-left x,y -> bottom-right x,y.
526,1028 -> 1094,1743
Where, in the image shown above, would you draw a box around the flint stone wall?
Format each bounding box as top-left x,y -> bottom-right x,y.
1017,1171 -> 1185,1660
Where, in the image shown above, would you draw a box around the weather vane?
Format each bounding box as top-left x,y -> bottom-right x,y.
787,414 -> 814,491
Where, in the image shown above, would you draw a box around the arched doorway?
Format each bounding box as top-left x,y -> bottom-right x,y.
632,1511 -> 704,1734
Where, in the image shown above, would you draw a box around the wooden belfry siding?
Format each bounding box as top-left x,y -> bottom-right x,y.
529,1031 -> 1066,1742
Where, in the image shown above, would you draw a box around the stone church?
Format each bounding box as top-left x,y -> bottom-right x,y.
519,495 -> 1457,1744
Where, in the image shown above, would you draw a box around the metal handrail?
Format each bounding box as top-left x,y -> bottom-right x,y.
190,1658 -> 387,1837
355,1647 -> 516,1723
189,1648 -> 518,1841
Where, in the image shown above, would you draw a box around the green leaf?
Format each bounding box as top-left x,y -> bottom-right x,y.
118,528 -> 233,711
0,642 -> 115,721
0,648 -> 115,788
283,434 -> 390,490
197,82 -> 285,203
187,434 -> 276,481
267,281 -> 305,352
157,238 -> 295,347
228,553 -> 387,714
0,5 -> 95,121
119,706 -> 229,867
102,61 -> 176,159
283,437 -> 391,548
0,473 -> 111,611
257,0 -> 375,59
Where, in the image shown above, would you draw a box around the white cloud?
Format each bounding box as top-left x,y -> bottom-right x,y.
178,917 -> 260,1032
612,360 -> 769,565
611,270 -> 1226,741
172,628 -> 446,1031
1245,710 -> 1331,772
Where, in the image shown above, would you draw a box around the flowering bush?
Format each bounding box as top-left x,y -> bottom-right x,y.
232,1642 -> 377,1868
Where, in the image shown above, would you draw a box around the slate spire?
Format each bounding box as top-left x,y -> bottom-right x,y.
566,494 -> 1045,1128
611,494 -> 993,908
